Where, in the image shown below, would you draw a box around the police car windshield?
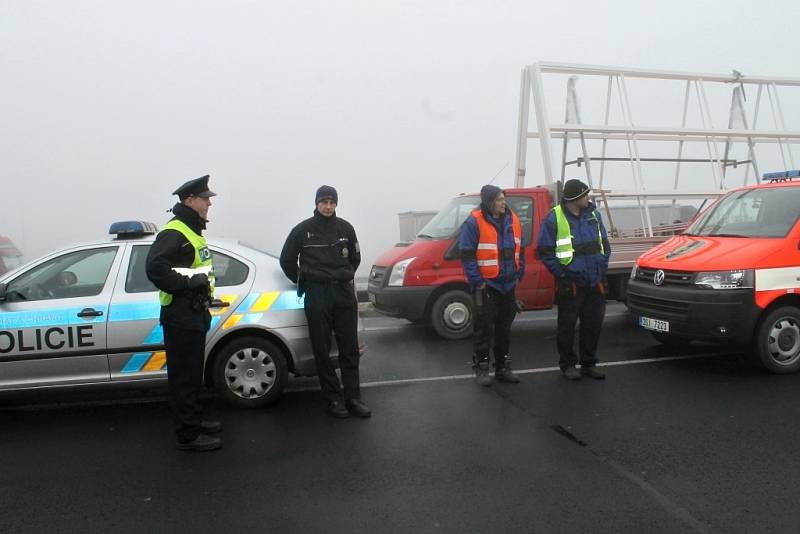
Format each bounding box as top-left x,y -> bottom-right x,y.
688,187 -> 800,238
417,196 -> 481,239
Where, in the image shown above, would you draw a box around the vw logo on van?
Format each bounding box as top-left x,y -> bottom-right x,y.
653,270 -> 665,286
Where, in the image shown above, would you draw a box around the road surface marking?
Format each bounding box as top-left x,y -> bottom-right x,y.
1,351 -> 737,409
363,311 -> 629,332
287,351 -> 737,391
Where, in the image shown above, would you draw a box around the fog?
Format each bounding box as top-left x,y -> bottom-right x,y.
2,0 -> 799,275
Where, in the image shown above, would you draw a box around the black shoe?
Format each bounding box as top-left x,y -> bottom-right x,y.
346,399 -> 372,418
176,434 -> 222,452
327,401 -> 350,418
562,366 -> 581,380
200,420 -> 223,434
580,366 -> 606,380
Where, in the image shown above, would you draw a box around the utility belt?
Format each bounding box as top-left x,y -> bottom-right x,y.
461,248 -> 516,260
305,279 -> 353,285
572,243 -> 602,256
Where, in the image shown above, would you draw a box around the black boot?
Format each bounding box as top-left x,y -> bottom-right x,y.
327,401 -> 350,418
346,399 -> 372,418
473,361 -> 492,386
200,420 -> 223,434
176,434 -> 222,451
495,359 -> 520,383
580,366 -> 606,380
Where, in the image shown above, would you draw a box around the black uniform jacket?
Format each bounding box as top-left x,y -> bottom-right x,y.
145,203 -> 212,332
279,210 -> 361,284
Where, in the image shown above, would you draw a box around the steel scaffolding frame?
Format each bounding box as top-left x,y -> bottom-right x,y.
515,62 -> 800,236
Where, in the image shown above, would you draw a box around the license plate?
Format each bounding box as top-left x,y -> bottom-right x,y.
368,293 -> 376,304
639,316 -> 669,332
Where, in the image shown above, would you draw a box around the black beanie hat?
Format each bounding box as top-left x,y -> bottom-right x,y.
480,185 -> 502,208
562,179 -> 590,201
315,185 -> 338,204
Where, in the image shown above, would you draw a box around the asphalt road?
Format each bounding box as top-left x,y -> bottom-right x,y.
2,303 -> 800,533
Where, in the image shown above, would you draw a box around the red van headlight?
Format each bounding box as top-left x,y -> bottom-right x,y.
387,257 -> 416,287
694,269 -> 754,289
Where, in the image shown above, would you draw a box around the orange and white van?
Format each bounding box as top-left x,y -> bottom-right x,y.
628,171 -> 800,373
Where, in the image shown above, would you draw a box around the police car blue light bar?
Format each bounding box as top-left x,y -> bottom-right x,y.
109,221 -> 158,237
763,169 -> 800,180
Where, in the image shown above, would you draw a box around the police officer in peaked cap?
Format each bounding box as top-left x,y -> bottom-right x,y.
146,174 -> 223,451
537,178 -> 611,381
279,185 -> 370,419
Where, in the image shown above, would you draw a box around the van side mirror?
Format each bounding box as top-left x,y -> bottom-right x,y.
0,282 -> 7,302
443,240 -> 460,261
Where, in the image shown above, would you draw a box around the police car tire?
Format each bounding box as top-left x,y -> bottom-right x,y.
430,289 -> 474,340
213,336 -> 289,408
753,306 -> 800,374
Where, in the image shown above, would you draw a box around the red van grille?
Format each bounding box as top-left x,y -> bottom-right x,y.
635,268 -> 695,286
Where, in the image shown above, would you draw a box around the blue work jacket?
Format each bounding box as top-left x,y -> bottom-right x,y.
459,206 -> 525,294
538,201 -> 611,287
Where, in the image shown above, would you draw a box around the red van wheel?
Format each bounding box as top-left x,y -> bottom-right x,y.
430,289 -> 474,340
753,306 -> 800,374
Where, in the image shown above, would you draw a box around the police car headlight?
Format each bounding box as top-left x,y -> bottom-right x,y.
629,264 -> 639,281
694,269 -> 754,289
387,257 -> 416,287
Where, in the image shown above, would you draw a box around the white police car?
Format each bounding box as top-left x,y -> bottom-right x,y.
0,221 -> 359,408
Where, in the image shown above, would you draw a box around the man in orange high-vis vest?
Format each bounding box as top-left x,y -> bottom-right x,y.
459,185 -> 525,386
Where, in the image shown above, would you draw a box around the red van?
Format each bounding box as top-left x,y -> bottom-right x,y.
368,186 -> 664,339
628,172 -> 800,373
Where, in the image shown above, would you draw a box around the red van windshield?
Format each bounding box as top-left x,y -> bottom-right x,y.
688,186 -> 800,238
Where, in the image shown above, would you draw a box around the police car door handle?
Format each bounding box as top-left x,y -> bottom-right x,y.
77,308 -> 104,318
209,299 -> 230,309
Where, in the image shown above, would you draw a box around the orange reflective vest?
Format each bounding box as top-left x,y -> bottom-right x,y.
470,208 -> 522,279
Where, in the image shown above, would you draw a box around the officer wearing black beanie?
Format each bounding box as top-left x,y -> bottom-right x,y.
279,186 -> 370,418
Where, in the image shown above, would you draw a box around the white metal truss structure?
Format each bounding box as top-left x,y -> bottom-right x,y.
515,62 -> 800,236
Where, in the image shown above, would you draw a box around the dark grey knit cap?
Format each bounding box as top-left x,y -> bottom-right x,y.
315,185 -> 338,204
562,179 -> 590,201
480,185 -> 502,208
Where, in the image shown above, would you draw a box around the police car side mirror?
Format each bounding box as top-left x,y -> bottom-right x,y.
0,282 -> 7,302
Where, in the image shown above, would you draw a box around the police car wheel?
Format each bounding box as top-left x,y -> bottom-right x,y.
213,336 -> 288,408
430,289 -> 473,340
754,306 -> 800,374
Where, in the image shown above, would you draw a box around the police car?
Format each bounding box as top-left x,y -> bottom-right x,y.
0,221 -> 358,408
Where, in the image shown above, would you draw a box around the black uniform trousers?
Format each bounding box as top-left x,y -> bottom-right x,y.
556,280 -> 606,370
473,286 -> 517,369
303,281 -> 361,403
163,326 -> 206,442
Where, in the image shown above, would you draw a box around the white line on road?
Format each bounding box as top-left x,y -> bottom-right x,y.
2,352 -> 737,410
363,311 -> 630,332
287,351 -> 737,392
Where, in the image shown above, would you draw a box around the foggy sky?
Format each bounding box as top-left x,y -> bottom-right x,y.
2,0 -> 799,274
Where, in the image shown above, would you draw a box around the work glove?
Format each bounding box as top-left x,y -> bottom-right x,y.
187,273 -> 209,290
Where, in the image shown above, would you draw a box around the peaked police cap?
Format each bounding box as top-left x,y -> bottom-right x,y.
173,175 -> 216,200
